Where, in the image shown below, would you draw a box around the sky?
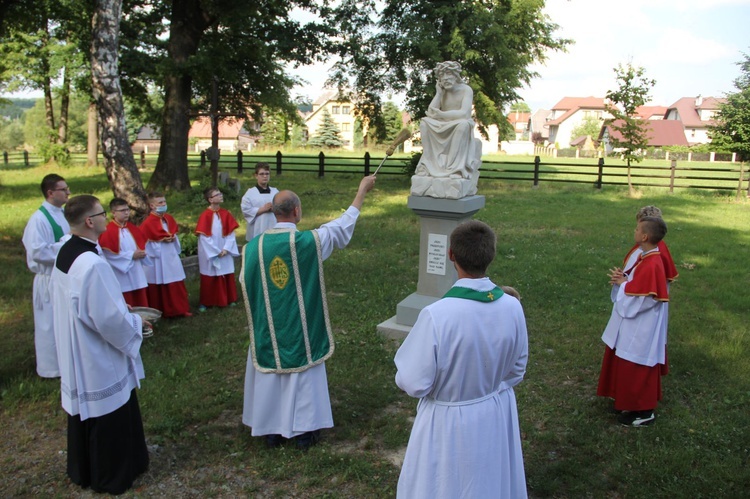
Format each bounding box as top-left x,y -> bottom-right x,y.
5,0 -> 749,113
288,0 -> 750,111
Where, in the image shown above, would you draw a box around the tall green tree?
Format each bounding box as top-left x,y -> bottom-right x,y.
258,111 -> 287,149
308,109 -> 342,148
330,0 -> 569,139
510,101 -> 531,113
710,52 -> 750,162
118,1 -> 335,191
605,63 -> 655,194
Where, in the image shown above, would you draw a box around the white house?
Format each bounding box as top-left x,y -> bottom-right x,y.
302,90 -> 356,150
663,96 -> 726,145
546,97 -> 612,149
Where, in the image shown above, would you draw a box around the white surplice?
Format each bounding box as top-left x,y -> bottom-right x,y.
21,201 -> 70,377
197,213 -> 240,276
101,226 -> 151,293
143,219 -> 186,285
395,277 -> 529,499
52,237 -> 144,420
242,206 -> 360,438
240,186 -> 279,241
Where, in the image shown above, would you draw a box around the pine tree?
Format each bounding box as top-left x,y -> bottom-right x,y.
258,111 -> 287,149
308,109 -> 342,148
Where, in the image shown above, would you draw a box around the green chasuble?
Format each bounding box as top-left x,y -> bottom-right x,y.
241,228 -> 334,373
38,205 -> 64,242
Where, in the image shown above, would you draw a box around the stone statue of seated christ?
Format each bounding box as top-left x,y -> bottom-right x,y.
412,61 -> 482,199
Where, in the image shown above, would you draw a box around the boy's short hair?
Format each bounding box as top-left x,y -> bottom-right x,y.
255,162 -> 270,174
450,220 -> 496,277
41,174 -> 65,197
65,195 -> 100,225
203,186 -> 220,202
636,205 -> 662,220
109,197 -> 128,210
639,216 -> 667,244
147,191 -> 164,203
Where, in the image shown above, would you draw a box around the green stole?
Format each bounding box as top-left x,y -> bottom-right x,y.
241,228 -> 334,373
39,205 -> 64,242
443,285 -> 504,302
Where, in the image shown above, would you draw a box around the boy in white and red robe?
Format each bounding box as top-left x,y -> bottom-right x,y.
139,192 -> 192,318
99,198 -> 151,307
598,216 -> 670,427
195,187 -> 240,311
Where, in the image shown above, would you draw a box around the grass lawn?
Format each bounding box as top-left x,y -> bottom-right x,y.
1,164 -> 749,497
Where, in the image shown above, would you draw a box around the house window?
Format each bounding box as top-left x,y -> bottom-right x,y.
691,129 -> 696,138
332,106 -> 340,114
342,106 -> 350,115
342,123 -> 351,132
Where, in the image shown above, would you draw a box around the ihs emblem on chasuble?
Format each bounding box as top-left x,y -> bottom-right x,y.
269,256 -> 290,290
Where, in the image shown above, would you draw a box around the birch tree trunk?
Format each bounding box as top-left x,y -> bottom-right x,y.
57,66 -> 70,144
91,0 -> 149,219
86,101 -> 99,166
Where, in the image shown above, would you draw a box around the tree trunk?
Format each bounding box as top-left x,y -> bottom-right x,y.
40,18 -> 55,135
57,66 -> 70,144
86,101 -> 99,166
91,0 -> 149,220
627,157 -> 633,195
148,0 -> 210,191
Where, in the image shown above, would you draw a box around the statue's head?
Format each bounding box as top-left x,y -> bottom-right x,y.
434,61 -> 465,85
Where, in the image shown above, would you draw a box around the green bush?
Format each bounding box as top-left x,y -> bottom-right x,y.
178,232 -> 198,257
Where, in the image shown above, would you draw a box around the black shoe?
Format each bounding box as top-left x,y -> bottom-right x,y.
264,434 -> 284,448
617,410 -> 655,427
295,430 -> 320,451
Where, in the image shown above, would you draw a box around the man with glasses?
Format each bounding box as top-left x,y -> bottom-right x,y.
98,198 -> 151,307
51,194 -> 149,494
21,173 -> 71,378
241,162 -> 278,241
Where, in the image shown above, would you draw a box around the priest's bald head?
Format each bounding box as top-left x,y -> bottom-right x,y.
272,190 -> 302,223
449,220 -> 497,278
64,195 -> 108,239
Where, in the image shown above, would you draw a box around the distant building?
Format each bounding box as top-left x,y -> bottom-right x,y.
546,97 -> 612,148
131,125 -> 160,154
187,117 -> 259,153
529,109 -> 552,145
599,119 -> 688,155
507,111 -> 531,141
302,90 -> 356,150
663,96 -> 726,145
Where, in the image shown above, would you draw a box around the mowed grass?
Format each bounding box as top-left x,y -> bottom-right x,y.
1,163 -> 749,497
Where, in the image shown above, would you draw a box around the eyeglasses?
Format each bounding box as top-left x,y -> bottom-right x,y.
87,210 -> 107,220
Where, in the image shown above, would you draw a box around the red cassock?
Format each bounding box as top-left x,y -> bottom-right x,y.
139,213 -> 191,318
195,208 -> 239,307
99,221 -> 150,308
597,251 -> 669,411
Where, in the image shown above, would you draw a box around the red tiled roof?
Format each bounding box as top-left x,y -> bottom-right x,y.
547,97 -> 607,126
602,119 -> 688,147
635,106 -> 667,120
665,96 -> 727,127
188,117 -> 246,139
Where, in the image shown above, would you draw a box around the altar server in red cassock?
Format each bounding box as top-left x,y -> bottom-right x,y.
139,192 -> 191,318
195,187 -> 240,311
99,198 -> 151,307
598,216 -> 670,427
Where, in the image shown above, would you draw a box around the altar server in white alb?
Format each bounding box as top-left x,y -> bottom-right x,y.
21,173 -> 71,378
240,162 -> 278,241
241,175 -> 376,450
98,198 -> 152,307
395,220 -> 529,499
52,195 -> 149,494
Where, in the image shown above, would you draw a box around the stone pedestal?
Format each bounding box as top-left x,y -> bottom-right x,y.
377,194 -> 485,340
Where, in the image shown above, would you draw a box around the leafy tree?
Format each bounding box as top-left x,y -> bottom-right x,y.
330,0 -> 569,139
605,63 -> 655,194
0,118 -> 24,149
710,52 -> 750,161
381,101 -> 403,144
570,116 -> 602,144
258,111 -> 287,149
308,109 -> 342,149
290,122 -> 307,148
510,101 -> 531,113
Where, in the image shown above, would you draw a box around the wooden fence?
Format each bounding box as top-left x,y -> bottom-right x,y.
4,149 -> 748,197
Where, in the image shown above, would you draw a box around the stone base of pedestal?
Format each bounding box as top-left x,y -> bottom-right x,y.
410,176 -> 477,199
377,195 -> 485,341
